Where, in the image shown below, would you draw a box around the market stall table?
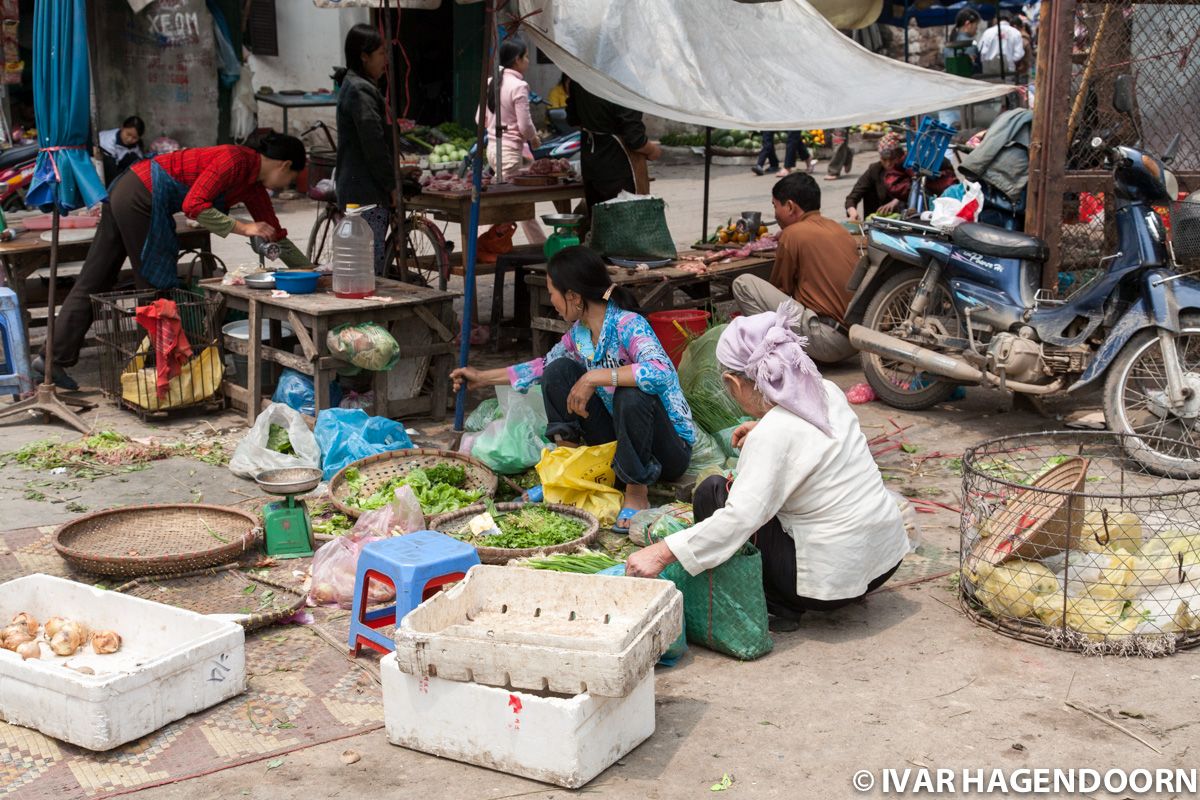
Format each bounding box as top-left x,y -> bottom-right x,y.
201,277 -> 459,424
255,91 -> 337,138
524,250 -> 775,353
0,220 -> 213,344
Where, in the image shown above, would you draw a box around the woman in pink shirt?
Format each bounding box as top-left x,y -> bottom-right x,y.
483,37 -> 545,243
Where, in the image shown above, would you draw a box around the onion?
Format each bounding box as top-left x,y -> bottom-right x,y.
91,630 -> 121,655
49,630 -> 81,656
16,640 -> 41,660
1,624 -> 26,650
59,620 -> 89,648
3,629 -> 33,651
10,612 -> 38,636
310,582 -> 338,606
42,616 -> 68,639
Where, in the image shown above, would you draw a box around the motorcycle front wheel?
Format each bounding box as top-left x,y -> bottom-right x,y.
859,267 -> 962,410
1104,314 -> 1200,479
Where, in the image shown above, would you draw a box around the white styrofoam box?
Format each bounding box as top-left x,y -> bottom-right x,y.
0,574 -> 246,751
381,653 -> 655,789
393,565 -> 682,697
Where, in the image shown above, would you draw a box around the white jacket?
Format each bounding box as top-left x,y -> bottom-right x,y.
665,381 -> 909,601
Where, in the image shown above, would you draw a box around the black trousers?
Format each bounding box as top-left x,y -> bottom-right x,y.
541,357 -> 691,487
693,475 -> 902,618
49,171 -> 152,368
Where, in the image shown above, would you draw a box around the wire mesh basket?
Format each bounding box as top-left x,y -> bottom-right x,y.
1170,198 -> 1200,266
959,431 -> 1200,657
90,287 -> 225,418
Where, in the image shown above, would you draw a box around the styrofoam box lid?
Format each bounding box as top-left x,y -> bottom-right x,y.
394,565 -> 683,697
0,574 -> 244,700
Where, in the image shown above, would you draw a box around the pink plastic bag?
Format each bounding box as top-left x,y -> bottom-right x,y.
845,382 -> 877,404
308,530 -> 394,609
354,486 -> 425,538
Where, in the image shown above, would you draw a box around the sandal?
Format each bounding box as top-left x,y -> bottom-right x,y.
612,507 -> 639,533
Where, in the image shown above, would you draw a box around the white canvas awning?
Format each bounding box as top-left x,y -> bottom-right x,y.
515,0 -> 1012,130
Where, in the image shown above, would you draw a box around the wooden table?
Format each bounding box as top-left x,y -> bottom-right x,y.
408,181 -> 585,273
524,250 -> 775,353
0,219 -> 213,344
201,277 -> 459,424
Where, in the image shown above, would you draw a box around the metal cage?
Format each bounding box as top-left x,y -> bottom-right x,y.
959,431 -> 1200,656
90,287 -> 225,418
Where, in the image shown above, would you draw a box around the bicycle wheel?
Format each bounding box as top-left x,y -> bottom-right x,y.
385,215 -> 450,290
306,204 -> 340,267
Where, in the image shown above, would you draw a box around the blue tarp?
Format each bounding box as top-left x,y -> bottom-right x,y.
27,0 -> 106,212
877,1 -> 1025,29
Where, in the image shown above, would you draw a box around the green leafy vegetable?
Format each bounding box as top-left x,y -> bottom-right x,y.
313,513 -> 352,536
345,466 -> 481,515
455,506 -> 586,549
267,424 -> 294,455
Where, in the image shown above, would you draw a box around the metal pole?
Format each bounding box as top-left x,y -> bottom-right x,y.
383,1 -> 407,281
42,204 -> 58,389
454,0 -> 498,432
492,10 -> 503,184
701,126 -> 712,244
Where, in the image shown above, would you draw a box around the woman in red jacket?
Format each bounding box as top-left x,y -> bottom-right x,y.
34,134 -> 312,389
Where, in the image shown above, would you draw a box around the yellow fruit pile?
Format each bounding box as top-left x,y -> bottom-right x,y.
860,123 -> 888,134
714,220 -> 769,245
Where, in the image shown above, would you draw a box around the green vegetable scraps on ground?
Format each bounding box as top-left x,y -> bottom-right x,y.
312,513 -> 353,537
523,551 -> 620,573
3,430 -> 228,479
344,465 -> 482,515
455,505 -> 586,550
266,424 -> 294,455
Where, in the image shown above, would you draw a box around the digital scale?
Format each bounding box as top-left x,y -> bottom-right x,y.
254,467 -> 322,558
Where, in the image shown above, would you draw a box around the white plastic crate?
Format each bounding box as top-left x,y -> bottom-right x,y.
0,574 -> 246,750
382,653 -> 655,789
393,565 -> 682,697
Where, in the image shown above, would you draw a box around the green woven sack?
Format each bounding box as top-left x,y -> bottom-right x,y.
589,196 -> 678,261
661,542 -> 773,660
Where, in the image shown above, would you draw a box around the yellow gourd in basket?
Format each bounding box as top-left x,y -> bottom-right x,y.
120,337 -> 223,412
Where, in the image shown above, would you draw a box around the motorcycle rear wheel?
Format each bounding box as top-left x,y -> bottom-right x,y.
1104,314 -> 1200,479
859,267 -> 962,410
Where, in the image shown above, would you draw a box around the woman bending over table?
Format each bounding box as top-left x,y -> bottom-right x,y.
451,246 -> 695,530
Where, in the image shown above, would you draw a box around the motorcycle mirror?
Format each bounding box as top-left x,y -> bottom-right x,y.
1163,133 -> 1182,165
1113,74 -> 1135,115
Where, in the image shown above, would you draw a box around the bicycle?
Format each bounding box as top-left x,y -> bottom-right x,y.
299,121 -> 452,291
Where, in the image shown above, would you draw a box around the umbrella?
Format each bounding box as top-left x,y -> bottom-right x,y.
0,0 -> 107,433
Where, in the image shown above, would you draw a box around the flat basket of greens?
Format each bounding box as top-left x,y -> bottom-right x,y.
329,448 -> 498,520
428,501 -> 600,564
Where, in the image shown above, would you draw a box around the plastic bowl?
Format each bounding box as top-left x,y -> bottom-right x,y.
273,270 -> 321,294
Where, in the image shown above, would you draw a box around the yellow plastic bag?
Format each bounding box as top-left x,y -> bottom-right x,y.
972,559 -> 1060,619
120,340 -> 223,412
535,442 -> 623,527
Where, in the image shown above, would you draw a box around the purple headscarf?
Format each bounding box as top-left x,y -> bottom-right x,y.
715,302 -> 832,436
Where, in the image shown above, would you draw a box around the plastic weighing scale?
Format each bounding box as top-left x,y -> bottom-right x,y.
542,213 -> 584,260
255,468 -> 322,558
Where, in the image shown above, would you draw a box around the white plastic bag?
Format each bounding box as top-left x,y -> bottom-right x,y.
927,181 -> 984,230
308,530 -> 394,608
232,65 -> 258,142
353,486 -> 426,538
471,386 -> 549,474
229,402 -> 321,478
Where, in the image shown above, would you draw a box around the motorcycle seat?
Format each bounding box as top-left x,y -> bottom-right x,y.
0,143 -> 38,171
952,222 -> 1048,262
307,185 -> 337,202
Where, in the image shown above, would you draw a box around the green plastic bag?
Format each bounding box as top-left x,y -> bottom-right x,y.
678,325 -> 745,434
588,196 -> 677,261
471,386 -> 550,474
465,398 -> 501,432
661,542 -> 773,660
684,430 -> 726,480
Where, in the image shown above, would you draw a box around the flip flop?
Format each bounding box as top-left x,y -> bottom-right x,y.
612,507 -> 639,533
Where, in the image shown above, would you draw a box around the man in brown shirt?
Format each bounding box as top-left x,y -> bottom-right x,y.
732,172 -> 858,363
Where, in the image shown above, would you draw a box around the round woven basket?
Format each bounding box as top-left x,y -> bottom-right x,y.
427,502 -> 600,564
54,504 -> 261,577
329,448 -> 498,520
114,565 -> 305,631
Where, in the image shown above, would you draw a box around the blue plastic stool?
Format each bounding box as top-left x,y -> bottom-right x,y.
0,287 -> 31,401
348,530 -> 481,656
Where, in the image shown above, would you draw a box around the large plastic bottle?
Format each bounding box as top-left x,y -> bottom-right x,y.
332,204 -> 376,299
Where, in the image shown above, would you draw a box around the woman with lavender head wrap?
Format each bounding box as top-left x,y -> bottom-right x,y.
626,303 -> 909,629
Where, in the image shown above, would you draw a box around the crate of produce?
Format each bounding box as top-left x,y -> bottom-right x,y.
382,653 -> 655,789
0,574 -> 245,751
428,502 -> 600,564
393,565 -> 682,697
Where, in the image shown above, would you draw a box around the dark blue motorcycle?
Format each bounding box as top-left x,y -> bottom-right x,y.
847,75 -> 1200,477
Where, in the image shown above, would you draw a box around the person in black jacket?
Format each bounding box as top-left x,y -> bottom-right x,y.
334,24 -> 395,275
566,82 -> 661,212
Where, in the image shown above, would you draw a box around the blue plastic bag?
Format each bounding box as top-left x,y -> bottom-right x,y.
597,564 -> 688,667
314,408 -> 414,480
272,368 -> 342,417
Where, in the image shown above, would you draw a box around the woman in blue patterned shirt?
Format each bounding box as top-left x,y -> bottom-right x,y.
451,246 -> 695,529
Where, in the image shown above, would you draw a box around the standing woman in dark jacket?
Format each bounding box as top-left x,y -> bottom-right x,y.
335,24 -> 395,275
